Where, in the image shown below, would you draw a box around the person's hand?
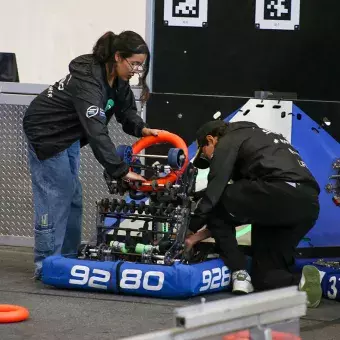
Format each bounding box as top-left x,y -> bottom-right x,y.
141,128 -> 166,137
185,236 -> 195,251
185,227 -> 212,250
186,230 -> 194,237
122,171 -> 146,183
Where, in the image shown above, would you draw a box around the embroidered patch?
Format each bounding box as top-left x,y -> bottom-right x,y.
86,106 -> 99,118
86,106 -> 106,119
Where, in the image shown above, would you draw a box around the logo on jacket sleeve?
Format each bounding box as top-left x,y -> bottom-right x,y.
86,106 -> 106,119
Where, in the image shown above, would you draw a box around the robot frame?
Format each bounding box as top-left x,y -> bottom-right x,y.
325,158 -> 340,207
77,131 -> 217,267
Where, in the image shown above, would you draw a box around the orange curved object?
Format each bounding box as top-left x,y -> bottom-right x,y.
223,330 -> 301,340
0,304 -> 29,323
132,131 -> 189,192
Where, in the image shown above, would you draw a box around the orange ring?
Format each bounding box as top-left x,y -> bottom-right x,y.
131,131 -> 189,192
222,330 -> 301,340
0,304 -> 29,323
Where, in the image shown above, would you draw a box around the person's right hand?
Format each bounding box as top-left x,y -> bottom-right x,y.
122,171 -> 146,183
185,227 -> 211,251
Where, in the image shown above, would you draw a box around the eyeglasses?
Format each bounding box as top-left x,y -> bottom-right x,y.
124,58 -> 145,74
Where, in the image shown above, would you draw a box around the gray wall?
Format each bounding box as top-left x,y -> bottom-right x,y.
0,82 -> 144,247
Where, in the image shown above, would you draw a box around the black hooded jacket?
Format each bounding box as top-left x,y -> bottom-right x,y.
23,54 -> 147,178
193,121 -> 320,226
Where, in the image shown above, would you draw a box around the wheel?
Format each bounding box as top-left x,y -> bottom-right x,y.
111,199 -> 119,212
116,199 -> 126,213
137,201 -> 145,214
129,201 -> 136,213
103,198 -> 110,210
116,145 -> 133,163
168,148 -> 185,169
149,202 -> 156,215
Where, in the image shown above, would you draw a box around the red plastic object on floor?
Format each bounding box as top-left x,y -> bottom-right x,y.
223,330 -> 301,340
0,304 -> 29,323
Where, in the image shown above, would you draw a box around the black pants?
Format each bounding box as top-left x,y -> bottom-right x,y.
207,179 -> 320,291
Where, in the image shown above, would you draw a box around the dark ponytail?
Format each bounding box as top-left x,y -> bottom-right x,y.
92,31 -> 117,63
93,31 -> 150,104
138,53 -> 150,104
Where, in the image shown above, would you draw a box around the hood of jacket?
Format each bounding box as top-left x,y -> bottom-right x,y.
68,54 -> 129,93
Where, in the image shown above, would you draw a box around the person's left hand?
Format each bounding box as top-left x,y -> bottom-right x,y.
141,128 -> 166,137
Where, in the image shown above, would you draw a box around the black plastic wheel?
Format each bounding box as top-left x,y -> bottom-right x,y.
138,201 -> 145,214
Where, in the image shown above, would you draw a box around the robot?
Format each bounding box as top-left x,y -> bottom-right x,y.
325,158 -> 340,206
77,131 -> 217,266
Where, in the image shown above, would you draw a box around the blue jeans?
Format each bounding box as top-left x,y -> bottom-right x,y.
27,141 -> 83,277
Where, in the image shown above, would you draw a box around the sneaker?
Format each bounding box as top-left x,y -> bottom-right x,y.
232,270 -> 254,294
298,265 -> 322,308
33,265 -> 42,281
31,274 -> 41,281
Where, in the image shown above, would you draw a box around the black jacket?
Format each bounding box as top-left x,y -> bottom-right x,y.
23,54 -> 147,178
193,121 -> 320,228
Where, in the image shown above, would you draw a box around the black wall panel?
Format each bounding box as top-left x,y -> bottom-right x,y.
146,94 -> 339,147
152,0 -> 340,102
145,94 -> 246,158
146,94 -> 246,145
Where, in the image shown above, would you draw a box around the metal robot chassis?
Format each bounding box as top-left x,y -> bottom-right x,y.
77,132 -> 216,266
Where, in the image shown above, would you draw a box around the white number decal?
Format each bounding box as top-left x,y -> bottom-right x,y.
200,266 -> 230,292
69,265 -> 90,285
57,75 -> 72,91
58,76 -> 66,91
221,266 -> 231,287
120,269 -> 164,291
143,271 -> 165,291
120,269 -> 143,289
210,268 -> 222,289
88,269 -> 111,290
328,276 -> 338,299
69,265 -> 110,290
69,266 -> 165,292
200,270 -> 212,292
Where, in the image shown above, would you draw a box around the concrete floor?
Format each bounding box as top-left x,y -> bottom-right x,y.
1,245 -> 340,340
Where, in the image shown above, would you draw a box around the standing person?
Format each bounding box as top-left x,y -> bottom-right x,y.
186,120 -> 322,308
23,31 -> 161,279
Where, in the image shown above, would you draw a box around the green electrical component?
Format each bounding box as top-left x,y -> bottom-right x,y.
162,224 -> 168,233
135,243 -> 154,254
109,241 -> 128,254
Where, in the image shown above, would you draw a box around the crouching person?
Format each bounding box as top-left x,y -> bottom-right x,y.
186,120 -> 322,308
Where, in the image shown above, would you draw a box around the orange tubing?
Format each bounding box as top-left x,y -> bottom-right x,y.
131,131 -> 189,192
223,330 -> 301,340
0,304 -> 29,323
